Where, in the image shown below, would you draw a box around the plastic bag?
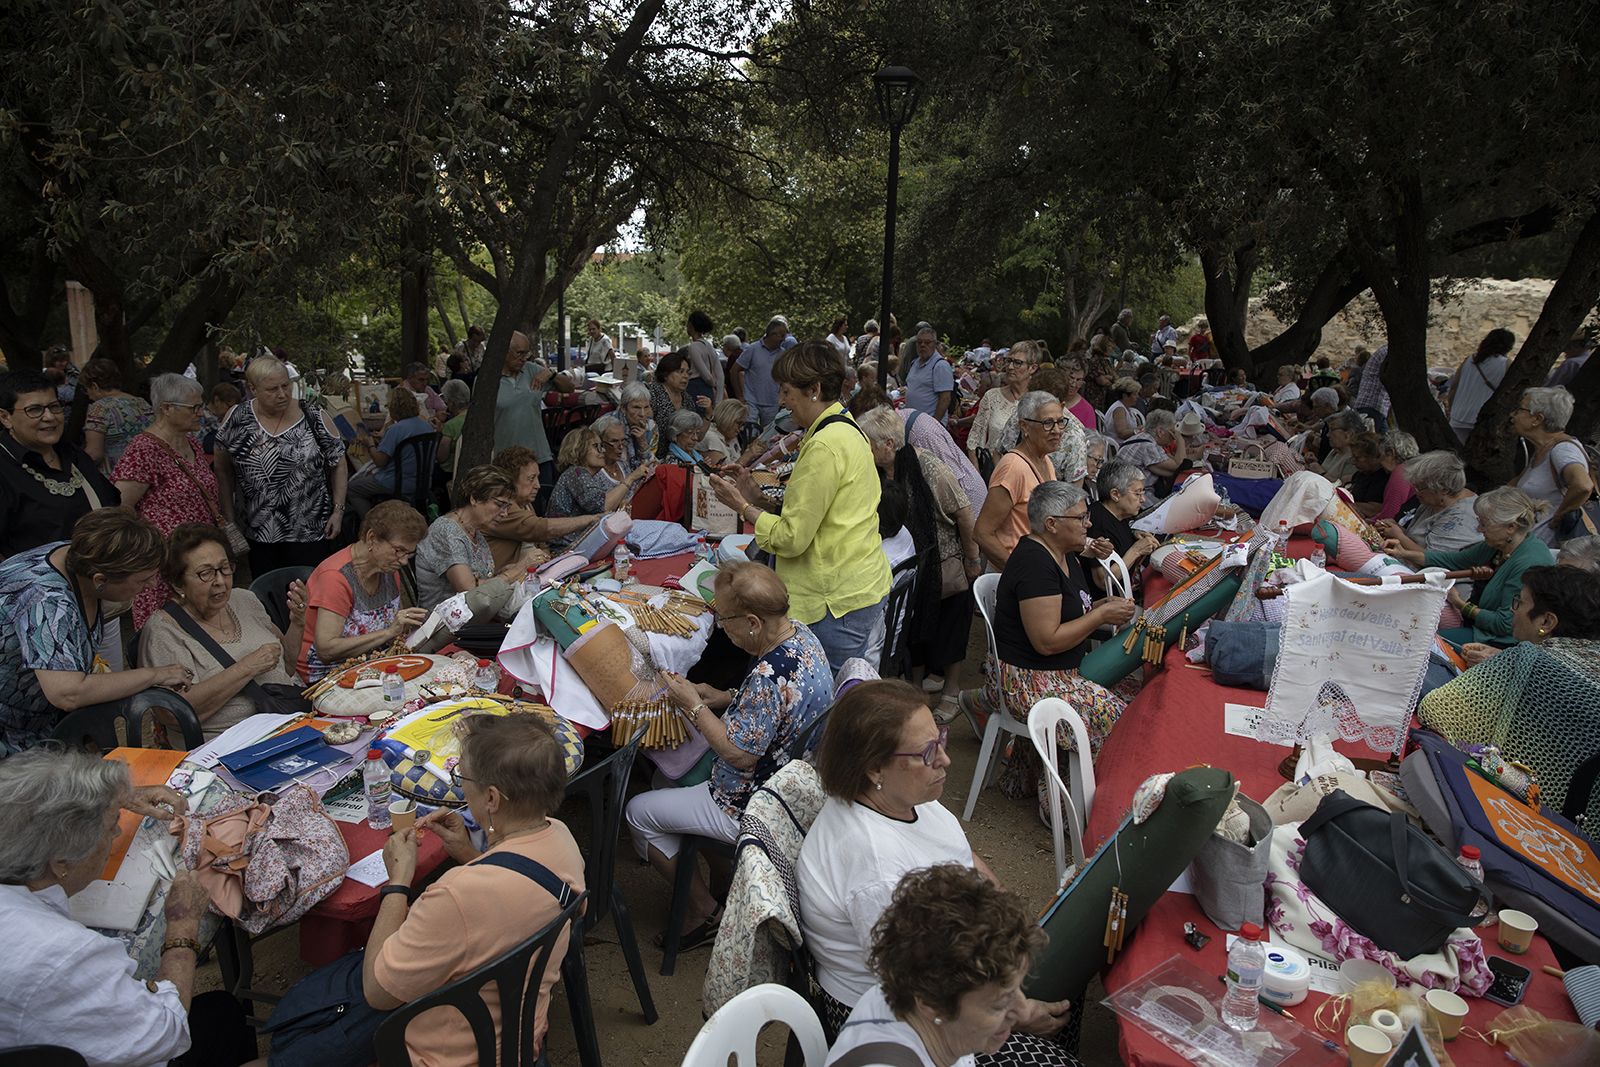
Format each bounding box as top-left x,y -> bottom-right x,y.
1483,1005 -> 1600,1067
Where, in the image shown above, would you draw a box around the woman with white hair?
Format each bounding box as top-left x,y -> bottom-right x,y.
859,405 -> 981,707
1081,433 -> 1113,502
1112,409 -> 1188,492
1305,409 -> 1366,484
967,341 -> 1038,470
1366,429 -> 1421,520
993,482 -> 1137,806
1387,487 -> 1557,646
113,373 -> 227,628
1375,450 -> 1480,554
619,380 -> 657,471
0,748 -> 258,1065
215,355 -> 348,575
1511,385 -> 1595,544
437,377 -> 472,475
666,409 -> 708,465
1561,534 -> 1600,572
975,391 -> 1065,568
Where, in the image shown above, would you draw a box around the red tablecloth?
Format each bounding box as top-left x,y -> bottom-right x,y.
631,549 -> 695,589
1086,549 -> 1579,1065
299,815 -> 450,964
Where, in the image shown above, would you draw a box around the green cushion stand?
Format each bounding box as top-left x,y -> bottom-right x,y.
1024,766 -> 1236,1004
1077,575 -> 1243,688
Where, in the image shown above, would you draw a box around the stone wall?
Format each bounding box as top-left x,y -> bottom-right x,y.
1189,277 -> 1571,370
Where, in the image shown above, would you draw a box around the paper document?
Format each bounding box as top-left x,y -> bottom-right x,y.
346,850 -> 389,887
187,712 -> 300,768
323,791 -> 372,825
1223,702 -> 1292,746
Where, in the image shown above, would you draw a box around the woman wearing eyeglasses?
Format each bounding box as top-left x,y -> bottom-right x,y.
0,369 -> 120,559
974,390 -> 1064,569
966,342 -> 1038,473
111,374 -> 224,629
412,465 -> 543,612
993,482 -> 1136,816
297,500 -> 431,684
626,562 -> 832,951
138,524 -> 307,737
798,680 -> 1076,1062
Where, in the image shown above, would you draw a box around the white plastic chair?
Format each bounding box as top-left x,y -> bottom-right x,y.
680,983 -> 828,1067
1098,552 -> 1133,599
963,573 -> 1033,821
1028,697 -> 1097,886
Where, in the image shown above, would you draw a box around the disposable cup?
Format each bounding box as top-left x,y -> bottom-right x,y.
1424,988 -> 1468,1040
1498,909 -> 1538,954
389,799 -> 416,833
1345,1024 -> 1393,1067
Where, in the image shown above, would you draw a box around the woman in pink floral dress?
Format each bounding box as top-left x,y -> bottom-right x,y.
112,374 -> 222,628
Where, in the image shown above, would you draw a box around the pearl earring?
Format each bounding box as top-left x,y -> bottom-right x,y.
933,1017 -> 943,1025
876,780 -> 883,791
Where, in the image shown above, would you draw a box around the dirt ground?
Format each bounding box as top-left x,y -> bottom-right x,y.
205,626 -> 1129,1065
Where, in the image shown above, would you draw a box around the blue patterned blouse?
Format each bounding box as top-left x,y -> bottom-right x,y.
0,543 -> 102,756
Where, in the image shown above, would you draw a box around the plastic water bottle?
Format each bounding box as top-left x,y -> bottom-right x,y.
695,532 -> 709,563
474,658 -> 499,692
364,748 -> 392,830
1222,922 -> 1267,1031
1456,846 -> 1494,924
1274,518 -> 1292,546
1309,542 -> 1327,569
613,544 -> 632,582
381,663 -> 405,708
523,565 -> 540,599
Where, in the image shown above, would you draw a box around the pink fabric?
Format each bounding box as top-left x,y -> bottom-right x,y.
111,432 -> 220,628
1088,546 -> 1577,1066
1066,396 -> 1097,435
1377,466 -> 1415,520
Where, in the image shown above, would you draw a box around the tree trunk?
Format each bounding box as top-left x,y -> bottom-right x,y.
149,274 -> 242,375
1247,262 -> 1369,375
0,243 -> 57,371
1469,207 -> 1600,472
454,277 -> 471,332
456,248 -> 548,473
1563,346 -> 1600,442
398,253 -> 431,372
61,245 -> 135,373
429,274 -> 457,348
1200,244 -> 1256,370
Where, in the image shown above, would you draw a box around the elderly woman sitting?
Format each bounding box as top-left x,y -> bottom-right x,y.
1304,409 -> 1366,484
1375,450 -> 1480,555
413,465 -> 540,611
0,508 -> 191,755
0,748 -> 255,1065
1112,409 -> 1188,493
799,681 -> 1073,1061
1386,486 -> 1556,647
626,563 -> 832,949
298,500 -> 431,683
436,377 -> 472,475
139,524 -> 307,737
1104,377 -> 1145,443
994,483 -> 1136,789
1511,385 -> 1596,544
546,427 -> 652,550
1356,429 -> 1419,521
701,398 -> 748,466
826,865 -> 1061,1067
1081,433 -> 1112,502
269,713 -> 585,1066
482,446 -> 600,571
1088,462 -> 1159,587
618,381 -> 658,471
665,409 -> 708,466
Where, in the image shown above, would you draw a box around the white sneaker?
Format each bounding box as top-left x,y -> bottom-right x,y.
931,694 -> 961,725
920,674 -> 946,693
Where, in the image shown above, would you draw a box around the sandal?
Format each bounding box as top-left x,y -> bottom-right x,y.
653,912 -> 721,952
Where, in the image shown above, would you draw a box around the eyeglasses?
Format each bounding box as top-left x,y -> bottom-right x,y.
449,765 -> 473,787
165,401 -> 205,414
15,401 -> 65,419
386,541 -> 418,561
1023,417 -> 1068,430
1050,510 -> 1093,525
489,498 -> 516,514
891,725 -> 949,767
192,561 -> 236,583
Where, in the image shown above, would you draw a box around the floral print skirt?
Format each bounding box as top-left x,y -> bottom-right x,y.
993,659 -> 1141,802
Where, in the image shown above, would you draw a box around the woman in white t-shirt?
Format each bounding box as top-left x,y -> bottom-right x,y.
583,318 -> 613,373
1512,386 -> 1595,544
1446,329 -> 1513,442
798,681 -> 1074,1064
1103,377 -> 1144,443
824,865 -> 1058,1067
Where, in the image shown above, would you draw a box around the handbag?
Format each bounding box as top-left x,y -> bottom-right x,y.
1298,789 -> 1490,958
1228,443 -> 1277,479
160,602 -> 312,716
1204,620 -> 1280,689
1190,791 -> 1273,931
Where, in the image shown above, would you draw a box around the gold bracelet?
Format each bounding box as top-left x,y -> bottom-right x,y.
160,936 -> 202,956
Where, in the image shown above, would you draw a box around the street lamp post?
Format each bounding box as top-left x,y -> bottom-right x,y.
874,65 -> 922,390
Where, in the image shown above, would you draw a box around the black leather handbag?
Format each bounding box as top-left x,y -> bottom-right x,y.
1298,790 -> 1490,958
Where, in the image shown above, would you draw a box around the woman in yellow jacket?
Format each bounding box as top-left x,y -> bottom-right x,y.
712,341 -> 892,671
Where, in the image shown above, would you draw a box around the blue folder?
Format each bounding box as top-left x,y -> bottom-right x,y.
219,726 -> 347,792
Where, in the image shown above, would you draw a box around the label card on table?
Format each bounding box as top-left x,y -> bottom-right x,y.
1223,703 -> 1292,746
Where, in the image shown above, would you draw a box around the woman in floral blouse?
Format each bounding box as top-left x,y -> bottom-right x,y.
80,358 -> 153,474
625,562 -> 833,949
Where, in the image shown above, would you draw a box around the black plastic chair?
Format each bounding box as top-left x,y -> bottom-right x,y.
385,432 -> 441,514
1563,748 -> 1600,828
373,890 -> 590,1067
660,832 -> 737,976
562,728 -> 658,1027
787,707 -> 831,763
878,550 -> 924,679
0,1048 -> 87,1067
53,688 -> 204,751
249,565 -> 314,633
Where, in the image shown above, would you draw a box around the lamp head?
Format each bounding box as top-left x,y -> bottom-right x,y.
873,65 -> 922,128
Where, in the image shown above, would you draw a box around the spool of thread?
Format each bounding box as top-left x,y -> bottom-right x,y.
1261,946 -> 1312,1007
1369,1008 -> 1404,1045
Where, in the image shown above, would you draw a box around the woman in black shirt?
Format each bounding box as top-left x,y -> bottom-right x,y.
993,481 -> 1137,785
1088,461 -> 1160,594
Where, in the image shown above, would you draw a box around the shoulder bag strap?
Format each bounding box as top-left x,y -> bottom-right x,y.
1296,789 -> 1372,839
160,601 -> 278,710
813,411 -> 869,443
1388,808 -> 1489,926
903,408 -> 923,438
470,850 -> 578,908
142,432 -> 223,523
829,1040 -> 928,1067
